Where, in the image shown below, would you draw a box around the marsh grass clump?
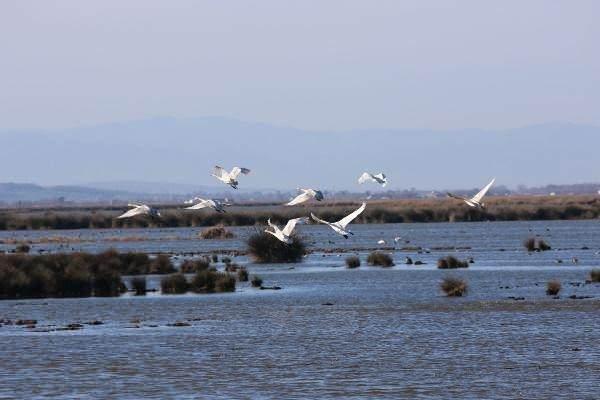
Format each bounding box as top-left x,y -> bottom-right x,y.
251,275 -> 263,288
524,237 -> 552,252
150,254 -> 176,274
237,267 -> 249,281
15,243 -> 30,253
131,276 -> 147,295
524,237 -> 536,252
160,273 -> 189,294
437,255 -> 469,269
200,225 -> 234,240
440,277 -> 468,297
180,258 -> 210,273
189,270 -> 236,293
247,232 -> 306,263
92,267 -> 123,297
538,239 -> 551,251
367,251 -> 394,267
590,269 -> 600,283
546,280 -> 561,296
345,256 -> 361,268
215,273 -> 236,292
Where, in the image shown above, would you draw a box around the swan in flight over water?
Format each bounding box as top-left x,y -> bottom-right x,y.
311,202 -> 366,239
265,217 -> 308,244
285,188 -> 324,206
185,198 -> 231,213
117,203 -> 161,219
211,165 -> 251,189
358,172 -> 387,187
447,178 -> 496,209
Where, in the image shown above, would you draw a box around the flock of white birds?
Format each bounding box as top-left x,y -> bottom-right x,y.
117,165 -> 496,244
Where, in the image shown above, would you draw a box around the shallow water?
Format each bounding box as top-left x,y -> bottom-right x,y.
1,221 -> 599,399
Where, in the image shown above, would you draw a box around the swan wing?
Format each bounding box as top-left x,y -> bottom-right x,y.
358,172 -> 373,184
212,166 -> 229,179
267,218 -> 280,232
117,207 -> 141,219
282,217 -> 308,236
471,178 -> 495,203
185,200 -> 210,210
310,212 -> 330,225
337,202 -> 366,229
230,167 -> 251,179
285,191 -> 311,206
447,192 -> 469,202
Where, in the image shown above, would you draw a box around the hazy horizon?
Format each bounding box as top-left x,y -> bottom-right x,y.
1,1 -> 599,190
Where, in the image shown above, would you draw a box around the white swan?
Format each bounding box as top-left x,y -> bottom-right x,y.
117,203 -> 161,219
211,165 -> 251,189
185,197 -> 231,213
358,172 -> 387,187
447,178 -> 496,209
265,217 -> 308,244
311,202 -> 366,239
285,188 -> 324,206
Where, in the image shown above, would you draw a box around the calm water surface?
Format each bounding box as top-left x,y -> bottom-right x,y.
1,221 -> 599,399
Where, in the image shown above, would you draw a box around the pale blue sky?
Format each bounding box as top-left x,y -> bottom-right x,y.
0,0 -> 598,132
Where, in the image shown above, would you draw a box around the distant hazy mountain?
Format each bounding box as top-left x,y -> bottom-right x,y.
1,117 -> 598,190
0,182 -> 131,203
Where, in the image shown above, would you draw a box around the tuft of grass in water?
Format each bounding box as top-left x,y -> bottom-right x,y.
160,273 -> 189,294
590,269 -> 600,283
440,277 -> 468,297
546,280 -> 561,295
251,275 -> 263,288
180,258 -> 210,273
538,239 -> 551,251
215,273 -> 236,292
524,237 -> 536,252
437,255 -> 469,269
189,270 -> 236,293
247,231 -> 306,263
15,242 -> 30,253
237,267 -> 249,282
150,254 -> 176,274
92,266 -> 123,297
367,251 -> 394,267
345,256 -> 360,268
200,225 -> 234,239
524,237 -> 552,252
131,276 -> 147,296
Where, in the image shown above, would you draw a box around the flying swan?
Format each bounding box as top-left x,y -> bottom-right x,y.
185,197 -> 231,213
265,217 -> 308,244
285,188 -> 324,206
117,203 -> 161,219
211,165 -> 251,189
358,172 -> 387,187
447,178 -> 496,209
311,202 -> 366,239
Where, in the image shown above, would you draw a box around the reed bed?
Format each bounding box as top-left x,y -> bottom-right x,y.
2,195 -> 599,231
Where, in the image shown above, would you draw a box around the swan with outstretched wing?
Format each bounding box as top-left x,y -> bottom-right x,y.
265,217 -> 308,244
311,202 -> 366,239
447,178 -> 496,209
211,165 -> 251,189
285,188 -> 324,206
117,203 -> 161,219
185,197 -> 230,213
358,172 -> 387,187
